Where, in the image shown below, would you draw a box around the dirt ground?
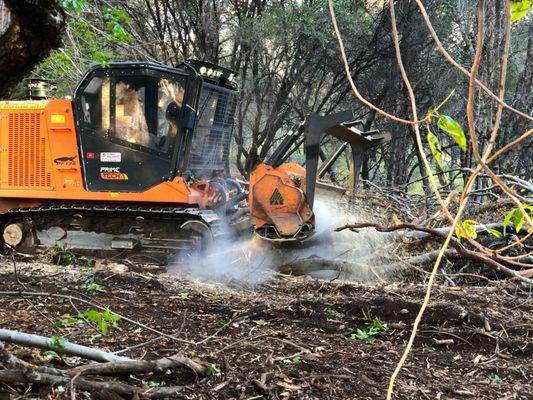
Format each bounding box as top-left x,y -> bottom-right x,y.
0,258 -> 531,400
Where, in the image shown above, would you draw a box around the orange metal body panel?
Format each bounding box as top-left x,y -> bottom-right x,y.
248,162 -> 313,237
0,100 -> 203,210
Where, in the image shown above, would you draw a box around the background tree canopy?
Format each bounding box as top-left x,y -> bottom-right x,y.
2,0 -> 532,191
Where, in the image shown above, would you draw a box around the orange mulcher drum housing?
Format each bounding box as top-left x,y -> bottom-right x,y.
248,162 -> 314,242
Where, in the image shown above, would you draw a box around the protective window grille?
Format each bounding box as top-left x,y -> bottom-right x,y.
188,86 -> 237,178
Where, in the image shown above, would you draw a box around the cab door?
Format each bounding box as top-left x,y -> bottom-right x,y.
74,64 -> 189,192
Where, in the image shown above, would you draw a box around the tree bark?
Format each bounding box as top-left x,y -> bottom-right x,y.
0,0 -> 65,97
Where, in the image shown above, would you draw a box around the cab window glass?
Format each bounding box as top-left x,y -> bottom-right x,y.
79,76 -> 110,132
157,79 -> 185,149
113,76 -> 185,153
78,72 -> 185,155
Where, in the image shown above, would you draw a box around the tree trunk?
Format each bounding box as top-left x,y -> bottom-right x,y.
0,0 -> 65,97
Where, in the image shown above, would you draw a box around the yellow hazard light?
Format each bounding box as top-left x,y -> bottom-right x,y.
51,114 -> 65,124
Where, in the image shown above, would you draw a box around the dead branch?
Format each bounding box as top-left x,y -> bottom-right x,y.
336,223 -> 532,283
0,369 -> 183,399
0,329 -> 130,363
0,342 -> 200,398
68,354 -> 206,377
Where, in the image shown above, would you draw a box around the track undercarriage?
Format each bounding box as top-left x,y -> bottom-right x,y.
1,204 -> 223,264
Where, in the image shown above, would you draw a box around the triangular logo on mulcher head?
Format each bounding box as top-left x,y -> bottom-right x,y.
269,188 -> 284,205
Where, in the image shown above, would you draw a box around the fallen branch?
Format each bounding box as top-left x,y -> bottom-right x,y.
336,223 -> 532,283
68,354 -> 206,377
0,369 -> 183,399
1,342 -> 202,398
0,329 -> 130,363
403,223 -> 509,240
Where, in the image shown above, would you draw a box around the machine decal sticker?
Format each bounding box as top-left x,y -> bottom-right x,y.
100,167 -> 128,180
53,156 -> 77,166
269,188 -> 284,205
50,114 -> 65,124
100,152 -> 121,162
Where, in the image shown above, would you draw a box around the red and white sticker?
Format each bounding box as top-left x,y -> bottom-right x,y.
100,152 -> 121,163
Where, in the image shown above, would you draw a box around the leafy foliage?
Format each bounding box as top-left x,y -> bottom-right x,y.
503,204 -> 533,235
84,282 -> 104,293
102,8 -> 133,42
423,91 -> 466,169
324,308 -> 346,319
350,317 -> 390,343
37,2 -> 133,95
50,245 -> 77,266
54,309 -> 121,336
61,0 -> 88,13
206,364 -> 222,377
511,0 -> 531,22
83,309 -> 121,335
283,355 -> 302,364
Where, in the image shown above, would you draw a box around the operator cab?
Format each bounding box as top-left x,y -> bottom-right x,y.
73,61 -> 238,192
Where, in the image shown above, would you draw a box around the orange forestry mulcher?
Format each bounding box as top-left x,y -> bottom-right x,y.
0,60 -> 389,261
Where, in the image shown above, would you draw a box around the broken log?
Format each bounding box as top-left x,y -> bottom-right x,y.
0,329 -> 130,362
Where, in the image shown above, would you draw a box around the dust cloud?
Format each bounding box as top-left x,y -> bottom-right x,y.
169,193 -> 401,287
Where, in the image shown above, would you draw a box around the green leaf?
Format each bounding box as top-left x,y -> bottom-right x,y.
61,0 -> 88,13
50,335 -> 65,349
511,0 -> 531,22
98,318 -> 109,335
456,219 -> 478,240
84,310 -> 101,323
513,208 -> 525,232
206,364 -> 222,377
370,317 -> 389,332
437,115 -> 467,151
84,283 -> 103,293
463,219 -> 478,239
503,209 -> 514,235
102,309 -> 121,326
427,125 -> 443,168
43,350 -> 59,358
485,228 -> 502,238
324,307 -> 345,319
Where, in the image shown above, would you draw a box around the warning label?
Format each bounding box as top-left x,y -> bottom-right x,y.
100,152 -> 121,163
